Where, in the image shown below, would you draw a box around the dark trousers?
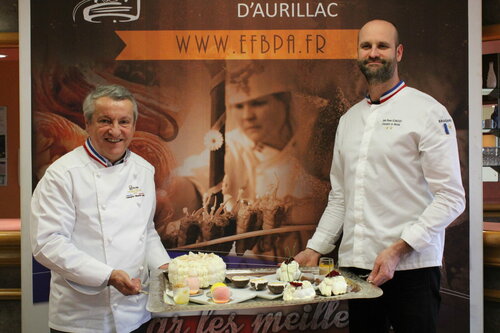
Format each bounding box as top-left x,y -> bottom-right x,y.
347,267 -> 441,333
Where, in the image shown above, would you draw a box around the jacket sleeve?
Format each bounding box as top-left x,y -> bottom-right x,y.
30,167 -> 113,291
400,104 -> 466,252
306,116 -> 346,254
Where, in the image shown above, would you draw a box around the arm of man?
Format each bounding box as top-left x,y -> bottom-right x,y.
108,269 -> 141,295
30,167 -> 114,290
368,239 -> 413,286
400,104 -> 466,252
369,103 -> 466,285
294,248 -> 322,266
295,117 -> 347,266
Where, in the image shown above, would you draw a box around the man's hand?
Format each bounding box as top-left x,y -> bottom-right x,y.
158,263 -> 169,270
108,270 -> 141,296
367,239 -> 413,286
294,248 -> 322,267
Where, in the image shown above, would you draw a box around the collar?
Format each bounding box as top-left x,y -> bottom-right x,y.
365,80 -> 406,105
83,137 -> 130,167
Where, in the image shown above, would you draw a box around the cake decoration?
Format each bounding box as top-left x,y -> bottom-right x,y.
283,280 -> 316,301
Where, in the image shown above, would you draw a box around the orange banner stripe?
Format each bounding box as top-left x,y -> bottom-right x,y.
115,29 -> 358,60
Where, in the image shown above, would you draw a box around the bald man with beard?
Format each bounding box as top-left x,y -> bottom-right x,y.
295,20 -> 465,332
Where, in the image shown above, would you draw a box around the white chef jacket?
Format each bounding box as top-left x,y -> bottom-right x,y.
223,128 -> 327,202
31,144 -> 171,333
307,82 -> 465,270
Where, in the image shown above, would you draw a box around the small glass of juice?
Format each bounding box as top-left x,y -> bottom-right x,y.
319,257 -> 334,276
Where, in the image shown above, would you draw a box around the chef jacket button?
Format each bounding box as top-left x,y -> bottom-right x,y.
96,173 -> 101,178
113,303 -> 118,308
101,204 -> 106,210
140,266 -> 144,271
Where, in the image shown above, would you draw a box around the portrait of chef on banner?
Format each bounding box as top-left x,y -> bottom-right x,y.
222,60 -> 331,260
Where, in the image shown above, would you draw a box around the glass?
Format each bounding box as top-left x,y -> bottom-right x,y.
318,257 -> 334,276
172,283 -> 190,305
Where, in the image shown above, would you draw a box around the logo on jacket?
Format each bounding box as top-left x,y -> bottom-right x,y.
126,185 -> 145,199
73,0 -> 141,23
439,119 -> 453,135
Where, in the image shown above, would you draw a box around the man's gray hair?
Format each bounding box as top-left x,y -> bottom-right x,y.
83,85 -> 138,123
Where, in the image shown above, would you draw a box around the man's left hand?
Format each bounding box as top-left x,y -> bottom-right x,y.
367,239 -> 413,286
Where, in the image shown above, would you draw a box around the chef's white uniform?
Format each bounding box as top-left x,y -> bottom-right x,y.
31,145 -> 170,333
307,82 -> 465,270
223,128 -> 328,203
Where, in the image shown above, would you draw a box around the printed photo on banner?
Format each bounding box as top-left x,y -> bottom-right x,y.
30,0 -> 470,331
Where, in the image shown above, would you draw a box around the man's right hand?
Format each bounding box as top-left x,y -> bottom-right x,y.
294,248 -> 322,267
108,270 -> 141,296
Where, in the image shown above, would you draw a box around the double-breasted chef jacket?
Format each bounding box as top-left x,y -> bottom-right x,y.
307,81 -> 465,270
31,142 -> 170,333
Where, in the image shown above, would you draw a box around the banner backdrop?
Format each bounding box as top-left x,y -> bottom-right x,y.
30,0 -> 470,332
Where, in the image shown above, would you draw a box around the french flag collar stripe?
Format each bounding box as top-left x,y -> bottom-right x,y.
380,80 -> 406,103
84,138 -> 108,167
365,80 -> 407,105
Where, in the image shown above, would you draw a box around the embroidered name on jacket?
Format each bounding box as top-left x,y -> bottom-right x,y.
381,118 -> 402,129
126,185 -> 145,199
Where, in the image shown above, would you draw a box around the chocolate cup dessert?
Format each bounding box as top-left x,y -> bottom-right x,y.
249,278 -> 268,291
268,282 -> 286,294
231,276 -> 250,288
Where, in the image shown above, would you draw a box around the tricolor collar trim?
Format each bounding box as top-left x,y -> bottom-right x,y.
83,138 -> 129,167
365,80 -> 406,105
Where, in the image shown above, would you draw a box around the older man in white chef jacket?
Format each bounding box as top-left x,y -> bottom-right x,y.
295,20 -> 465,333
31,85 -> 171,333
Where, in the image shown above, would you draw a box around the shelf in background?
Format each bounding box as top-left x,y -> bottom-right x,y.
483,88 -> 499,99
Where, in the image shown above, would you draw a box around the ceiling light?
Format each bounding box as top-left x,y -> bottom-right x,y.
0,54 -> 7,58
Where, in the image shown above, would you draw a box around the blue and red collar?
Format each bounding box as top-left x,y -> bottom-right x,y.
83,138 -> 130,167
365,80 -> 407,105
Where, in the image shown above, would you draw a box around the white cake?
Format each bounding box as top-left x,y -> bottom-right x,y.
283,281 -> 316,301
276,260 -> 301,282
318,275 -> 348,296
168,252 -> 226,288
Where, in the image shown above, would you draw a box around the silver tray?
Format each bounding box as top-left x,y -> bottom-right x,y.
146,268 -> 383,313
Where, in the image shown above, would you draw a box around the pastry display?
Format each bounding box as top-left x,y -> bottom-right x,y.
283,281 -> 316,301
249,278 -> 268,291
318,270 -> 348,296
268,282 -> 286,294
164,198 -> 236,254
167,252 -> 226,288
172,283 -> 190,305
210,283 -> 231,304
235,200 -> 264,254
186,276 -> 200,295
276,259 -> 301,282
231,276 -> 250,288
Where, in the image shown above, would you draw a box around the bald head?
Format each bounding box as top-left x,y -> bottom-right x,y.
359,19 -> 400,48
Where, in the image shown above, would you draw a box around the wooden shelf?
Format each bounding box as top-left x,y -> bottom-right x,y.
0,288 -> 21,301
0,231 -> 20,266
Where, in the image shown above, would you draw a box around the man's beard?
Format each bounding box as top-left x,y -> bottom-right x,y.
357,57 -> 396,84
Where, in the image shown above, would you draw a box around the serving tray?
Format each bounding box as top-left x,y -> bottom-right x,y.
147,268 -> 383,313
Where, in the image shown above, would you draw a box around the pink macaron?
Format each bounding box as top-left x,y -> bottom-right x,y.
212,286 -> 231,303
